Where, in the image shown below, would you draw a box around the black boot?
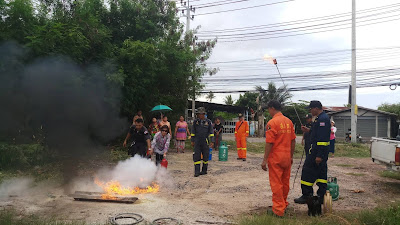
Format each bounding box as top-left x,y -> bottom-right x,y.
294,195 -> 310,204
200,163 -> 208,175
194,164 -> 200,177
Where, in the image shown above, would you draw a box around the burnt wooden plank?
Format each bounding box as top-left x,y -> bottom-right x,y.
72,192 -> 138,204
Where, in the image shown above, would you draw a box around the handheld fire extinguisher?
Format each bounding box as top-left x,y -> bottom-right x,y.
160,158 -> 168,169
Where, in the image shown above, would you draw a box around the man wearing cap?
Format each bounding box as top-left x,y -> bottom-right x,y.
261,100 -> 296,217
294,101 -> 331,205
191,107 -> 214,177
301,114 -> 313,157
235,113 -> 249,161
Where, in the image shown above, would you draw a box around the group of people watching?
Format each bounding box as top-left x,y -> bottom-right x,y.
124,111 -> 193,165
124,101 -> 336,217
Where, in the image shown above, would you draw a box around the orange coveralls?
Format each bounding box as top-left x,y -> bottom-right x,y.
235,120 -> 249,159
265,112 -> 296,217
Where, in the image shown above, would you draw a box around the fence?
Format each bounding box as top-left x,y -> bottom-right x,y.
223,120 -> 258,136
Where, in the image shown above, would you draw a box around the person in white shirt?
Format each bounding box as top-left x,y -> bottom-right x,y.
151,125 -> 171,165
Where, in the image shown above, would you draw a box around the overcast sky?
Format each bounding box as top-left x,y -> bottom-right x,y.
177,0 -> 400,109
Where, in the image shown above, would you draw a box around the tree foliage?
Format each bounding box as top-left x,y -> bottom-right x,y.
0,0 -> 216,126
235,92 -> 258,110
378,102 -> 400,118
255,82 -> 292,109
206,91 -> 215,103
224,95 -> 234,105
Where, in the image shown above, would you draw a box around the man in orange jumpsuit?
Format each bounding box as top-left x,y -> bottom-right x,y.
261,100 -> 296,217
235,113 -> 249,161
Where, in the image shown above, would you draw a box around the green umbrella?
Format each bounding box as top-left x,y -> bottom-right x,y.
150,105 -> 172,113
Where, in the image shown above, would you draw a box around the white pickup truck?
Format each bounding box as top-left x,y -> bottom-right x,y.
371,137 -> 400,171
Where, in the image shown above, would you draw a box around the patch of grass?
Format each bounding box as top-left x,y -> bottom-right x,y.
380,170 -> 400,180
333,142 -> 370,158
345,172 -> 366,176
223,140 -> 304,157
336,164 -> 354,167
108,146 -> 130,162
356,203 -> 400,225
239,202 -> 400,225
0,209 -> 86,225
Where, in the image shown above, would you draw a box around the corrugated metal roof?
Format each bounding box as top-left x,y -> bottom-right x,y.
327,106 -> 397,116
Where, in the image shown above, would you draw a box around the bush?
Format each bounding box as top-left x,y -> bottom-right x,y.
214,111 -> 237,120
0,143 -> 54,170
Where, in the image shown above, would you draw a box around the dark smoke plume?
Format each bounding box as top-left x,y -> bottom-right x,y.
0,41 -> 126,156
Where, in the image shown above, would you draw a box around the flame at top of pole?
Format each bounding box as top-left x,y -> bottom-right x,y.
263,54 -> 277,65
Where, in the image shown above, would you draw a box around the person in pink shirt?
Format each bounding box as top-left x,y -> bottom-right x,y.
329,121 -> 337,157
175,116 -> 191,153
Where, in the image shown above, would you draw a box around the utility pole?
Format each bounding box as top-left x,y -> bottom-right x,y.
351,0 -> 357,142
181,0 -> 196,119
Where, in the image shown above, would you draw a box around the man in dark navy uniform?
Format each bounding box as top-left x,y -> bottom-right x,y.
294,101 -> 331,204
123,118 -> 152,157
191,107 -> 214,177
301,113 -> 313,157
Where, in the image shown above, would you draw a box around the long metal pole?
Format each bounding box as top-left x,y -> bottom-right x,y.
186,0 -> 195,120
351,0 -> 357,142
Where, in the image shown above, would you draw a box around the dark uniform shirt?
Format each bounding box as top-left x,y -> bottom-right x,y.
191,118 -> 215,143
129,126 -> 151,144
214,123 -> 223,134
310,111 -> 331,160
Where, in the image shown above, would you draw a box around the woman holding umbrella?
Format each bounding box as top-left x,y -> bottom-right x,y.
150,105 -> 172,134
175,116 -> 191,153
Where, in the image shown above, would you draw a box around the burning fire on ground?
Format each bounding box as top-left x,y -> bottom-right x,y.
94,178 -> 160,200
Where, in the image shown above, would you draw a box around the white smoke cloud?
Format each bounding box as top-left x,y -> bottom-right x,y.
70,155 -> 175,193
0,177 -> 34,199
108,155 -> 158,188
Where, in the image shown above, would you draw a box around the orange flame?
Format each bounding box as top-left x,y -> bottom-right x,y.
94,178 -> 159,199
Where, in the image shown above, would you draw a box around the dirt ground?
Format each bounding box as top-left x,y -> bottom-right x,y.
1,150 -> 400,224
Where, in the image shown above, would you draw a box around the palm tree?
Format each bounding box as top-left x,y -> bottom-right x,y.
224,95 -> 234,105
255,82 -> 292,137
255,82 -> 292,109
206,91 -> 215,103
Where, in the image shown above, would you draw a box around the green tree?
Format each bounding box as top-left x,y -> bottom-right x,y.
0,0 -> 217,130
206,91 -> 215,103
281,102 -> 309,134
255,82 -> 292,108
224,95 -> 234,105
1,0 -> 37,43
235,92 -> 258,110
378,102 -> 400,118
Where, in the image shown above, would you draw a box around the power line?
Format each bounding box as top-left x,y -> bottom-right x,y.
204,16 -> 400,42
212,52 -> 400,69
204,46 -> 400,65
200,81 -> 400,93
194,0 -> 255,9
196,9 -> 400,38
195,0 -> 295,16
196,2 -> 400,33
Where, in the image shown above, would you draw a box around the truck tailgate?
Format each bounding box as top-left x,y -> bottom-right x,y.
371,137 -> 400,165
